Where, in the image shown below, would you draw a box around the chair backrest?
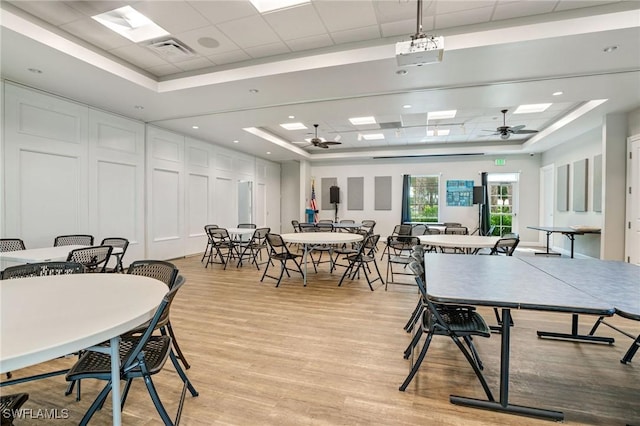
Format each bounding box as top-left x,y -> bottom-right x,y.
291,220 -> 301,233
339,219 -> 355,224
424,227 -> 441,235
396,224 -> 413,236
443,222 -> 462,227
362,234 -> 380,256
101,237 -> 129,254
315,222 -> 334,232
502,232 -> 519,239
209,228 -> 231,241
0,238 -> 25,252
204,224 -> 219,235
318,219 -> 333,224
491,237 -> 520,256
387,236 -> 420,254
411,224 -> 428,236
237,223 -> 257,229
1,261 -> 85,280
266,233 -> 292,255
299,223 -> 317,232
361,220 -> 376,235
120,276 -> 186,371
445,226 -> 468,235
127,260 -> 178,288
54,234 -> 94,247
66,246 -> 112,273
252,227 -> 270,241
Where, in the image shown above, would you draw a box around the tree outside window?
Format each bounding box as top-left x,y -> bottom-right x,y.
489,183 -> 513,235
409,176 -> 439,222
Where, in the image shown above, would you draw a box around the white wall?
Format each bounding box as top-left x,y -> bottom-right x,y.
541,128 -> 603,258
628,107 -> 640,136
1,81 -> 281,262
308,154 -> 541,242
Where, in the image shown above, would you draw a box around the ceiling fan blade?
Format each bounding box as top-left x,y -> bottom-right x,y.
509,125 -> 526,132
512,128 -> 539,134
292,141 -> 308,144
316,143 -> 330,149
322,141 -> 341,145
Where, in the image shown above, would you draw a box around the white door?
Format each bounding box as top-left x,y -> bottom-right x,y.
626,136 -> 640,265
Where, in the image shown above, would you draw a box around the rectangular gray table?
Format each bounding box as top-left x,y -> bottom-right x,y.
424,254 -> 616,421
527,225 -> 601,258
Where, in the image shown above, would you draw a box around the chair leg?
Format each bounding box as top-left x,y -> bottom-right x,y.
120,378 -> 134,410
588,316 -> 605,335
142,373 -> 174,425
404,300 -> 423,332
169,351 -> 199,397
404,327 -> 423,359
450,335 -> 494,401
162,323 -> 191,370
79,381 -> 113,426
621,334 -> 640,364
399,330 -> 434,391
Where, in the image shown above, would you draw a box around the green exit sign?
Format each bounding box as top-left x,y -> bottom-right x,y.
495,158 -> 506,166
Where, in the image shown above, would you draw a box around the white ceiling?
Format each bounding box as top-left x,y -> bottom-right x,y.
1,1 -> 639,162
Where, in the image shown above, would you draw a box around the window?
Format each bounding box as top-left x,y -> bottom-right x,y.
489,182 -> 513,236
409,175 -> 439,222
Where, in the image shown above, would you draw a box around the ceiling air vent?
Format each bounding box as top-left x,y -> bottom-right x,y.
146,38 -> 195,59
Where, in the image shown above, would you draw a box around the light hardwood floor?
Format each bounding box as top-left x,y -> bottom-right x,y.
2,250 -> 639,425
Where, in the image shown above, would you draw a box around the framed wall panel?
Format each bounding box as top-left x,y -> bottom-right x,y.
557,164 -> 569,212
321,177 -> 337,210
187,173 -> 209,237
347,177 -> 364,210
593,154 -> 603,212
573,158 -> 588,212
374,176 -> 392,210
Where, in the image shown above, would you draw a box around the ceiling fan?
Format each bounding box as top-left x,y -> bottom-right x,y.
292,124 -> 342,149
485,109 -> 539,139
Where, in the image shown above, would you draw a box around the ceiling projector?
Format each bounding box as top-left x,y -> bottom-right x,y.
396,36 -> 444,66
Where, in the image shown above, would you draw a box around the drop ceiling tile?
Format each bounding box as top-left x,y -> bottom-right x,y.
60,17 -> 131,51
314,0 -> 378,32
109,44 -> 168,69
373,0 -> 419,24
65,1 -> 130,16
175,57 -> 215,71
493,1 -> 556,21
331,26 -> 381,45
286,34 -> 334,52
131,1 -> 210,35
146,63 -> 182,77
435,6 -> 495,29
187,0 -> 258,25
7,1 -> 83,26
263,4 -> 327,40
206,50 -> 252,66
244,42 -> 291,59
217,15 -> 281,49
382,17 -> 434,38
401,113 -> 429,127
174,25 -> 240,56
434,0 -> 496,15
554,0 -> 618,11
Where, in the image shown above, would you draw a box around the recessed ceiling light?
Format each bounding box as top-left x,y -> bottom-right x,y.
28,68 -> 42,74
280,122 -> 307,130
192,125 -> 199,129
402,104 -> 412,109
427,110 -> 457,120
552,91 -> 563,96
362,133 -> 384,140
266,151 -> 271,155
250,0 -> 310,13
603,45 -> 618,53
233,140 -> 239,144
249,89 -> 259,94
396,69 -> 408,75
514,103 -> 552,114
427,129 -> 450,136
349,116 -> 376,125
134,105 -> 144,110
288,115 -> 295,119
92,6 -> 169,43
197,37 -> 220,49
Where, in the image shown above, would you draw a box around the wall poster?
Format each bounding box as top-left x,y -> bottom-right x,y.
446,180 -> 474,206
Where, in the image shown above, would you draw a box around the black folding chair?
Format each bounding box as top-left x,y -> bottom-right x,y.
261,233 -> 304,287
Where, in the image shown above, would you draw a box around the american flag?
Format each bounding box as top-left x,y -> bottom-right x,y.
310,181 -> 318,223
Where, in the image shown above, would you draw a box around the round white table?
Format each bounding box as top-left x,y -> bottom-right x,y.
0,245 -> 123,263
0,274 -> 167,425
281,232 -> 363,285
418,234 -> 499,254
